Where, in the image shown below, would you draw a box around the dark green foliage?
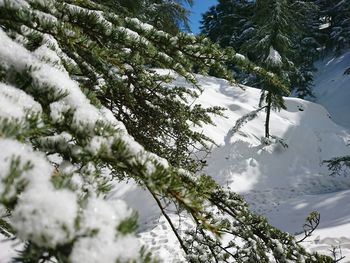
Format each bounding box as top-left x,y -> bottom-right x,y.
117,213 -> 139,235
200,0 -> 254,49
98,0 -> 194,34
313,0 -> 350,53
201,0 -> 320,98
13,242 -> 75,263
241,0 -> 318,97
200,0 -> 256,86
329,0 -> 350,52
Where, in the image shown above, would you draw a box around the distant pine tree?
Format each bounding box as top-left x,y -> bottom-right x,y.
200,0 -> 256,85
200,0 -> 253,48
330,0 -> 350,51
290,2 -> 321,99
104,0 -> 194,34
242,0 -> 318,137
313,0 -> 350,52
202,0 -> 318,138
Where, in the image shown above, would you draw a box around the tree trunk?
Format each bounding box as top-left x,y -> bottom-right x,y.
265,92 -> 272,138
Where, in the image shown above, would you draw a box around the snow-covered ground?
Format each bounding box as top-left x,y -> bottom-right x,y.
197,75 -> 350,261
313,50 -> 350,129
123,71 -> 350,262
134,70 -> 350,261
1,59 -> 350,262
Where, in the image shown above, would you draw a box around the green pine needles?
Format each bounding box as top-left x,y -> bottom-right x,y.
0,0 -> 333,262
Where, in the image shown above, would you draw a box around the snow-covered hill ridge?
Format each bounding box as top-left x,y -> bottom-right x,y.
192,74 -> 350,261
137,72 -> 350,261
113,72 -> 350,262
313,49 -> 350,129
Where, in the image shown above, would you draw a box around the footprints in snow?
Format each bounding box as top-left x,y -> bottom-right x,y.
139,215 -> 191,262
303,236 -> 350,262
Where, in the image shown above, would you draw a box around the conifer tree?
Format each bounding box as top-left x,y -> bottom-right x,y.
200,0 -> 253,49
241,0 -> 294,138
200,0 -> 256,85
244,0 -> 320,137
289,2 -> 320,99
313,0 -> 350,52
329,0 -> 350,52
201,0 -> 318,137
0,0 -> 332,262
104,0 -> 194,34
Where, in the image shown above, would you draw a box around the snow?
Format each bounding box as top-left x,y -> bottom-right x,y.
0,139 -> 78,248
87,136 -> 115,155
70,197 -> 140,263
0,28 -> 124,134
33,9 -> 58,23
78,197 -> 132,236
234,53 -> 246,61
313,49 -> 350,129
0,139 -> 53,194
33,45 -> 61,64
0,24 -> 154,261
110,73 -> 350,261
0,0 -> 29,8
1,61 -> 350,260
0,28 -> 35,70
12,187 -> 78,248
0,239 -> 18,263
266,46 -> 283,66
320,22 -> 331,30
0,83 -> 42,122
70,234 -> 140,263
127,17 -> 154,31
118,27 -> 141,41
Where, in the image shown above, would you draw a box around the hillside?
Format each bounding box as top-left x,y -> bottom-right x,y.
117,72 -> 350,261
1,72 -> 350,262
198,75 -> 350,261
313,50 -> 350,129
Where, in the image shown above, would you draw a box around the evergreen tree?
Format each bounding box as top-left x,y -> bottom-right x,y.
200,0 -> 256,85
311,0 -> 335,52
103,0 -> 194,34
314,0 -> 350,52
144,0 -> 194,33
200,0 -> 253,48
241,0 -> 295,138
290,2 -> 321,99
201,0 -> 319,96
201,0 -> 319,137
0,0 -> 331,262
329,0 -> 350,52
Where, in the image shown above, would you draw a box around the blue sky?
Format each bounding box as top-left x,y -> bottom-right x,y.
188,0 -> 217,34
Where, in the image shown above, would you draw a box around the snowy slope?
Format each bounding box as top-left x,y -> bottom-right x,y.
195,75 -> 350,261
313,50 -> 350,129
134,73 -> 350,261
1,73 -> 350,262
